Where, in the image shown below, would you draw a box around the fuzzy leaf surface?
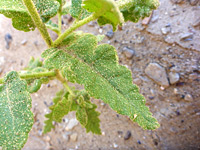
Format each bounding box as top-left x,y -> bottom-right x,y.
75,91 -> 101,134
43,90 -> 72,133
82,0 -> 124,30
42,33 -> 160,130
0,71 -> 33,149
68,0 -> 91,20
116,0 -> 159,22
45,20 -> 59,34
0,0 -> 60,32
22,57 -> 50,93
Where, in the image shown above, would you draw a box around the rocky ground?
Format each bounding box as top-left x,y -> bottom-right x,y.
0,0 -> 200,150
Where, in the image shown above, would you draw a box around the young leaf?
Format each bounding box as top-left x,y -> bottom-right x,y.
22,57 -> 51,93
0,71 -> 34,149
43,90 -> 72,133
76,106 -> 88,126
76,93 -> 101,134
45,20 -> 60,34
25,57 -> 43,70
42,33 -> 160,130
0,0 -> 60,32
82,0 -> 124,30
84,103 -> 101,134
69,0 -> 91,20
116,0 -> 159,22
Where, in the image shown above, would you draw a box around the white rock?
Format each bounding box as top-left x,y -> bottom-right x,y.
70,133 -> 78,142
44,136 -> 51,142
184,94 -> 193,101
21,39 -> 28,45
113,143 -> 118,148
0,57 -> 5,67
169,72 -> 180,84
65,119 -> 79,131
145,63 -> 169,87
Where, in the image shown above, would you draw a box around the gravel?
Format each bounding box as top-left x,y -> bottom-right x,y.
124,131 -> 132,140
145,63 -> 169,87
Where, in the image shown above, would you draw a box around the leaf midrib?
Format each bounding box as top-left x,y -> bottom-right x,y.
52,47 -> 152,126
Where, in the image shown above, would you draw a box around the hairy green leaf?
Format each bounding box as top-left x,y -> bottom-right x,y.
116,0 -> 159,22
45,20 -> 59,34
22,57 -> 50,93
82,0 -> 124,30
43,90 -> 72,133
69,0 -> 91,20
84,103 -> 101,134
0,71 -> 33,149
25,57 -> 43,70
42,33 -> 160,130
76,106 -> 88,126
0,0 -> 60,32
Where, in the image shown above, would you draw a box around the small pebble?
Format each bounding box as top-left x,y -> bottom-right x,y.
169,72 -> 180,84
192,17 -> 200,27
173,88 -> 179,95
44,136 -> 51,142
88,21 -> 95,27
145,63 -> 169,87
184,94 -> 193,101
63,118 -> 69,124
21,39 -> 28,45
70,133 -> 78,142
161,27 -> 171,35
99,28 -> 103,33
137,140 -> 142,144
0,68 -> 3,75
170,0 -> 184,3
122,47 -> 135,59
189,0 -> 199,5
113,143 -> 118,148
180,33 -> 193,41
189,73 -> 199,81
34,41 -> 38,46
105,29 -> 114,39
133,78 -> 142,85
160,86 -> 165,90
124,131 -> 132,140
149,96 -> 154,100
5,33 -> 12,49
102,131 -> 105,136
65,119 -> 79,131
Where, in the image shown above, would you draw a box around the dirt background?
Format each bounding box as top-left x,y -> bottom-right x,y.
0,0 -> 200,150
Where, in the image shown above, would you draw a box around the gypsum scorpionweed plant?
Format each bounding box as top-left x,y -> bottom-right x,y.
0,0 -> 160,149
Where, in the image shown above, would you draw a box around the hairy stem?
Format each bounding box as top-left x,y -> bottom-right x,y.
22,0 -> 53,47
58,0 -> 63,36
55,70 -> 75,96
58,13 -> 62,36
0,71 -> 56,84
53,14 -> 98,47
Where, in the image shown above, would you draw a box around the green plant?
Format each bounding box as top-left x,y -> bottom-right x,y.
0,0 -> 160,149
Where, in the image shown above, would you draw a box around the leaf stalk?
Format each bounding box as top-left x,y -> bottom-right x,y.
55,70 -> 75,96
22,0 -> 53,47
53,14 -> 98,47
0,71 -> 56,84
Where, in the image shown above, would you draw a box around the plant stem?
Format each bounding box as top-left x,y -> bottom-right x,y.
55,70 -> 75,96
0,71 -> 56,84
58,0 -> 63,36
58,13 -> 62,36
22,0 -> 53,47
53,14 -> 98,47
